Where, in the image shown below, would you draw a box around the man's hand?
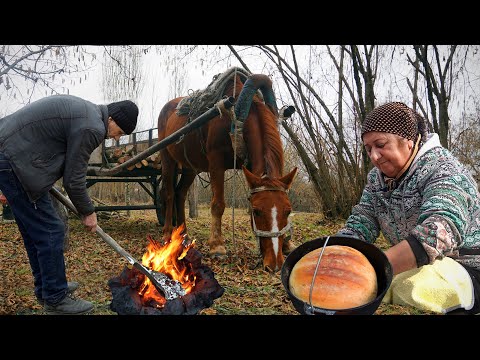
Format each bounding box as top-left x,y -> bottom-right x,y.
82,212 -> 97,233
0,194 -> 8,205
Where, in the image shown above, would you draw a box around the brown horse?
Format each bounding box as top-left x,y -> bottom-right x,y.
157,68 -> 297,272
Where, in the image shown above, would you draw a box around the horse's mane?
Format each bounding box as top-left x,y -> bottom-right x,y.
171,67 -> 284,178
255,100 -> 284,177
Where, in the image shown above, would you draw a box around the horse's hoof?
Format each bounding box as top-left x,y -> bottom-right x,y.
209,245 -> 227,259
210,253 -> 228,260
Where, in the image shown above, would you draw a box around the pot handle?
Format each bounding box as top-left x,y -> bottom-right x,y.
304,303 -> 336,315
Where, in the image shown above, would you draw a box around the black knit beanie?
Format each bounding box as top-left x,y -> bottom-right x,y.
361,102 -> 427,142
107,100 -> 139,135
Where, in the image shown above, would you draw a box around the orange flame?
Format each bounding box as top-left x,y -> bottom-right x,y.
138,224 -> 196,305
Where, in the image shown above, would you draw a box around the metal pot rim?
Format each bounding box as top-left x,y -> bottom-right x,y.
281,235 -> 393,315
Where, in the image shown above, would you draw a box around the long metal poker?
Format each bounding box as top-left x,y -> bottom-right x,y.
49,186 -> 185,300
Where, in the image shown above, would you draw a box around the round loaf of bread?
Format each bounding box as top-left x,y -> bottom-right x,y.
288,245 -> 378,310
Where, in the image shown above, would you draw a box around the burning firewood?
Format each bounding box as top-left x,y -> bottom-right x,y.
108,225 -> 224,315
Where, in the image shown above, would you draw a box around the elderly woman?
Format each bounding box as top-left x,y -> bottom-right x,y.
338,102 -> 480,315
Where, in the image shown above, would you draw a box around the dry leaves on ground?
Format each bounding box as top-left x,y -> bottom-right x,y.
0,206 -> 432,316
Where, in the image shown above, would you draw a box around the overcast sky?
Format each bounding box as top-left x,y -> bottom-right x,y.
0,45 -> 238,134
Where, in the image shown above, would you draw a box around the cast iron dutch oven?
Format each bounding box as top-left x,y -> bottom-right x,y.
281,235 -> 393,315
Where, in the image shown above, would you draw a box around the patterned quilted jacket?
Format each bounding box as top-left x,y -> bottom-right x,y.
339,133 -> 480,271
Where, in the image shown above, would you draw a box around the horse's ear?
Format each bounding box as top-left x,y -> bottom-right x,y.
242,165 -> 261,188
279,167 -> 298,190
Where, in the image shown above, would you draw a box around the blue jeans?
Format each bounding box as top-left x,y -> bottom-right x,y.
0,152 -> 68,305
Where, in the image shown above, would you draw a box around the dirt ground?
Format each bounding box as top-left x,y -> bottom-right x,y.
0,205 -> 434,316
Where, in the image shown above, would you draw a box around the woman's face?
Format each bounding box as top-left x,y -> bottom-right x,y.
363,131 -> 414,178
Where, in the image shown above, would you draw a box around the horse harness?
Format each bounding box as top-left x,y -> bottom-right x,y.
177,98 -> 247,188
248,185 -> 293,255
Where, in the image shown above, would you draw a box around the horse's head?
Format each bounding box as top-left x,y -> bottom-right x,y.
243,165 -> 298,272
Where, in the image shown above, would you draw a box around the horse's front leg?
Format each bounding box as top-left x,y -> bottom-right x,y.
174,169 -> 196,240
208,168 -> 227,258
159,154 -> 177,242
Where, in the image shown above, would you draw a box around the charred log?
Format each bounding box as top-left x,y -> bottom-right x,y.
108,248 -> 224,315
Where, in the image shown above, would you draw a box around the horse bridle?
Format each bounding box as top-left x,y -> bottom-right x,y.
249,186 -> 293,253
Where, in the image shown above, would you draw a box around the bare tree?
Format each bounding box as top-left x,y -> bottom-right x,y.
225,44 -> 480,218
11,44 -> 475,222
0,45 -> 97,115
404,45 -> 480,148
227,45 -> 382,218
450,108 -> 480,183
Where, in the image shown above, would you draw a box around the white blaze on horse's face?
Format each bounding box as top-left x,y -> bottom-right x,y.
270,205 -> 280,258
249,187 -> 293,272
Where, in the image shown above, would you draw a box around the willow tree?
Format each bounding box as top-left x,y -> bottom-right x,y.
100,45 -> 146,214
101,45 -> 144,104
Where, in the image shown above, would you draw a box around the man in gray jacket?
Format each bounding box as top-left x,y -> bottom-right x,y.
0,94 -> 138,315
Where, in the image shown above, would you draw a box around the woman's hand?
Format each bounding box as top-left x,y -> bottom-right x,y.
384,240 -> 418,275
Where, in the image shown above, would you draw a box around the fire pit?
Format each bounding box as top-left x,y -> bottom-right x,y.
108,226 -> 224,315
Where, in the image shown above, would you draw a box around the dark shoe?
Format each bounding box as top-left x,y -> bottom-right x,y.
44,293 -> 93,315
36,281 -> 80,306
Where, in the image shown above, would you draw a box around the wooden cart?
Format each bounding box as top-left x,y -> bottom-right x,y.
87,127 -> 164,223
85,96 -> 235,224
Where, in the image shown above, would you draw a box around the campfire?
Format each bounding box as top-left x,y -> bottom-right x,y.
108,225 -> 224,315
